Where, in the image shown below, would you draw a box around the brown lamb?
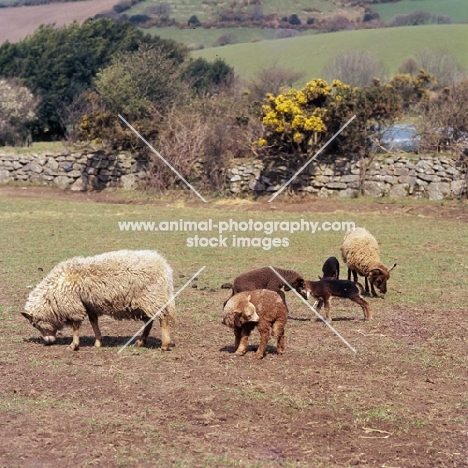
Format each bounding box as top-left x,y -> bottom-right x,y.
304,279 -> 371,322
222,289 -> 287,359
228,266 -> 306,311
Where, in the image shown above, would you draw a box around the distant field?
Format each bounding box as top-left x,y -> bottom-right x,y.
128,0 -> 339,24
149,26 -> 279,49
0,0 -> 117,43
372,0 -> 468,23
191,24 -> 468,84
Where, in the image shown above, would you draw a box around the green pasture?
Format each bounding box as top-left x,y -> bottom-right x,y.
1,192 -> 466,313
149,26 -> 279,49
191,24 -> 468,83
372,0 -> 468,23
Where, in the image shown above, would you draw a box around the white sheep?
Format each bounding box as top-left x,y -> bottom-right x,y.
340,227 -> 396,297
22,250 -> 175,351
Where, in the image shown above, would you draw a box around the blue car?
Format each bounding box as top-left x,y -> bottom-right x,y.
372,124 -> 420,153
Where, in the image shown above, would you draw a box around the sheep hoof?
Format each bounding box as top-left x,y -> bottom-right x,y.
94,340 -> 102,348
69,344 -> 79,351
134,339 -> 144,347
255,352 -> 264,359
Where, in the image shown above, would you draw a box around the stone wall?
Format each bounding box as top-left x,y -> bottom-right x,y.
227,155 -> 467,200
0,150 -> 466,199
0,150 -> 148,191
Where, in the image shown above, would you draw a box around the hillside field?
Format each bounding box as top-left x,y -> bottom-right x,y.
0,0 -> 118,43
191,24 -> 468,83
372,0 -> 468,23
0,186 -> 467,466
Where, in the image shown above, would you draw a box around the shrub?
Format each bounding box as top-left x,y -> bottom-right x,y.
215,33 -> 238,47
0,78 -> 38,146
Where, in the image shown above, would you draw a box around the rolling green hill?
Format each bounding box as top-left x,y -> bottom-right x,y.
191,24 -> 468,84
372,0 -> 468,23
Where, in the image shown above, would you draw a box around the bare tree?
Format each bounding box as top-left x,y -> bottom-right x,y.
322,50 -> 387,87
418,79 -> 468,156
248,62 -> 305,101
415,48 -> 466,87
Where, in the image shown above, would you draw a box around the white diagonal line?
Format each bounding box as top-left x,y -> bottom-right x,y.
117,266 -> 206,354
118,114 -> 208,203
268,266 -> 357,354
268,115 -> 356,202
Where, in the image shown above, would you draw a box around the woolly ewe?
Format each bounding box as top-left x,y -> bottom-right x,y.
22,250 -> 175,351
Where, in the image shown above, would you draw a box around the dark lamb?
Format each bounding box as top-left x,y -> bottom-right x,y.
304,279 -> 371,322
321,256 -> 340,280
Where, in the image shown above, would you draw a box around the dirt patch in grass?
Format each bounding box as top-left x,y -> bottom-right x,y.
1,187 -> 467,467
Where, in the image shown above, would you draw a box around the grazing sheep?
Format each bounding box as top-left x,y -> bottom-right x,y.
321,256 -> 340,280
227,266 -> 307,311
22,250 -> 175,351
304,279 -> 371,322
340,227 -> 396,297
222,289 -> 287,359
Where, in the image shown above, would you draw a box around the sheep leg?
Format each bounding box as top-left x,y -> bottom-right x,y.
272,321 -> 285,355
364,277 -> 371,295
233,327 -> 242,351
87,311 -> 102,348
159,314 -> 172,351
315,299 -> 326,321
69,322 -> 81,351
255,323 -> 270,359
235,323 -> 254,356
324,297 -> 332,322
135,317 -> 154,347
369,281 -> 379,298
352,295 -> 372,320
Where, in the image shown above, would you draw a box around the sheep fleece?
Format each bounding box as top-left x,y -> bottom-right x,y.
25,250 -> 175,328
340,227 -> 381,276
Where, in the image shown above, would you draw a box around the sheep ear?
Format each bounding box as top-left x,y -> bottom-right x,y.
21,312 -> 33,322
246,294 -> 251,301
388,263 -> 397,272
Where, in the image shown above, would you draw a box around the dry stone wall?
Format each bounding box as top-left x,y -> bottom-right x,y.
0,150 -> 466,200
0,150 -> 148,191
227,155 -> 467,200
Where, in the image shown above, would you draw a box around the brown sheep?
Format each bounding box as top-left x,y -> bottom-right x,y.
304,279 -> 371,322
227,266 -> 307,311
340,227 -> 396,297
222,289 -> 287,359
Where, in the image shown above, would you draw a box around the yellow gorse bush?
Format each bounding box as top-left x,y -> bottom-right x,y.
258,78 -> 348,156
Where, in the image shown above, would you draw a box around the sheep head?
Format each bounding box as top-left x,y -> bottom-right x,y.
21,311 -> 58,345
369,263 -> 397,295
222,293 -> 260,329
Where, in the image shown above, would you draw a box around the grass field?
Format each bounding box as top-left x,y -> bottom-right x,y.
0,187 -> 467,466
149,26 -> 280,49
372,0 -> 468,23
191,24 -> 468,83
